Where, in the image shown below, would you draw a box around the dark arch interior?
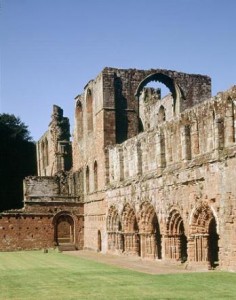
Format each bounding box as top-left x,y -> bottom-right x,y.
208,217 -> 219,268
179,221 -> 188,262
98,230 -> 102,252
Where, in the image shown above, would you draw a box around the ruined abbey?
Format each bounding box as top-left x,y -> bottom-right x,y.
0,67 -> 236,271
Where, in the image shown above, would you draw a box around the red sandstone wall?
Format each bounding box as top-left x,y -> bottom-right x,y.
0,214 -> 54,251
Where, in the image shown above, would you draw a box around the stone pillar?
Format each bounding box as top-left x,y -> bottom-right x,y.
118,147 -> 124,181
140,233 -> 145,258
191,121 -> 200,156
164,235 -> 170,259
156,131 -> 166,169
166,131 -> 173,163
181,125 -> 191,160
214,118 -> 224,150
187,236 -> 195,262
136,141 -> 143,176
225,101 -> 234,146
104,148 -> 110,185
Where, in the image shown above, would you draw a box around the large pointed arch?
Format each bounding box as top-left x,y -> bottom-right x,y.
165,208 -> 187,261
122,203 -> 138,233
138,201 -> 162,259
189,202 -> 219,268
121,203 -> 139,255
135,73 -> 183,114
107,206 -> 120,232
107,206 -> 122,252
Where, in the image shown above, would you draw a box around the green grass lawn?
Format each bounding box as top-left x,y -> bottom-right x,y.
0,251 -> 235,300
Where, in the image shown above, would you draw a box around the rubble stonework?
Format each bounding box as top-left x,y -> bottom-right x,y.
0,67 -> 235,271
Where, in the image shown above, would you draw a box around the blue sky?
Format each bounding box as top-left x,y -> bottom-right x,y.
1,0 -> 236,140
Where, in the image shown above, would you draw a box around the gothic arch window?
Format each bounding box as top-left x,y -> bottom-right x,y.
76,100 -> 83,140
114,75 -> 128,144
94,161 -> 98,191
135,73 -> 181,111
86,89 -> 93,133
135,72 -> 183,132
86,166 -> 90,194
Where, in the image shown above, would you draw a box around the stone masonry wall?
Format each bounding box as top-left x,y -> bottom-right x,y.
106,86 -> 236,271
37,105 -> 72,176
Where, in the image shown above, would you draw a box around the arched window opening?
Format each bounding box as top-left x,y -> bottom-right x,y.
136,73 -> 181,132
86,166 -> 90,194
76,100 -> 83,140
158,105 -> 166,123
114,75 -> 128,144
145,81 -> 170,99
94,161 -> 98,191
86,89 -> 93,133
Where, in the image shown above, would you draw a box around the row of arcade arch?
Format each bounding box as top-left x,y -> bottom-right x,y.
107,201 -> 219,268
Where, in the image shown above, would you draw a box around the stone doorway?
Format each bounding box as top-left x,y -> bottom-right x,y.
189,202 -> 219,268
56,214 -> 74,245
139,202 -> 162,259
122,203 -> 140,256
165,209 -> 187,262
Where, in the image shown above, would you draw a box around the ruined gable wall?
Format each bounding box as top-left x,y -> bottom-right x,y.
37,105 -> 71,176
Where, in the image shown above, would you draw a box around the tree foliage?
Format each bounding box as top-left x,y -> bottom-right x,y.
0,113 -> 32,141
0,114 -> 36,211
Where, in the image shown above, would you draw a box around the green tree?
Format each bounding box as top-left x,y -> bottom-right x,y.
0,114 -> 36,211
